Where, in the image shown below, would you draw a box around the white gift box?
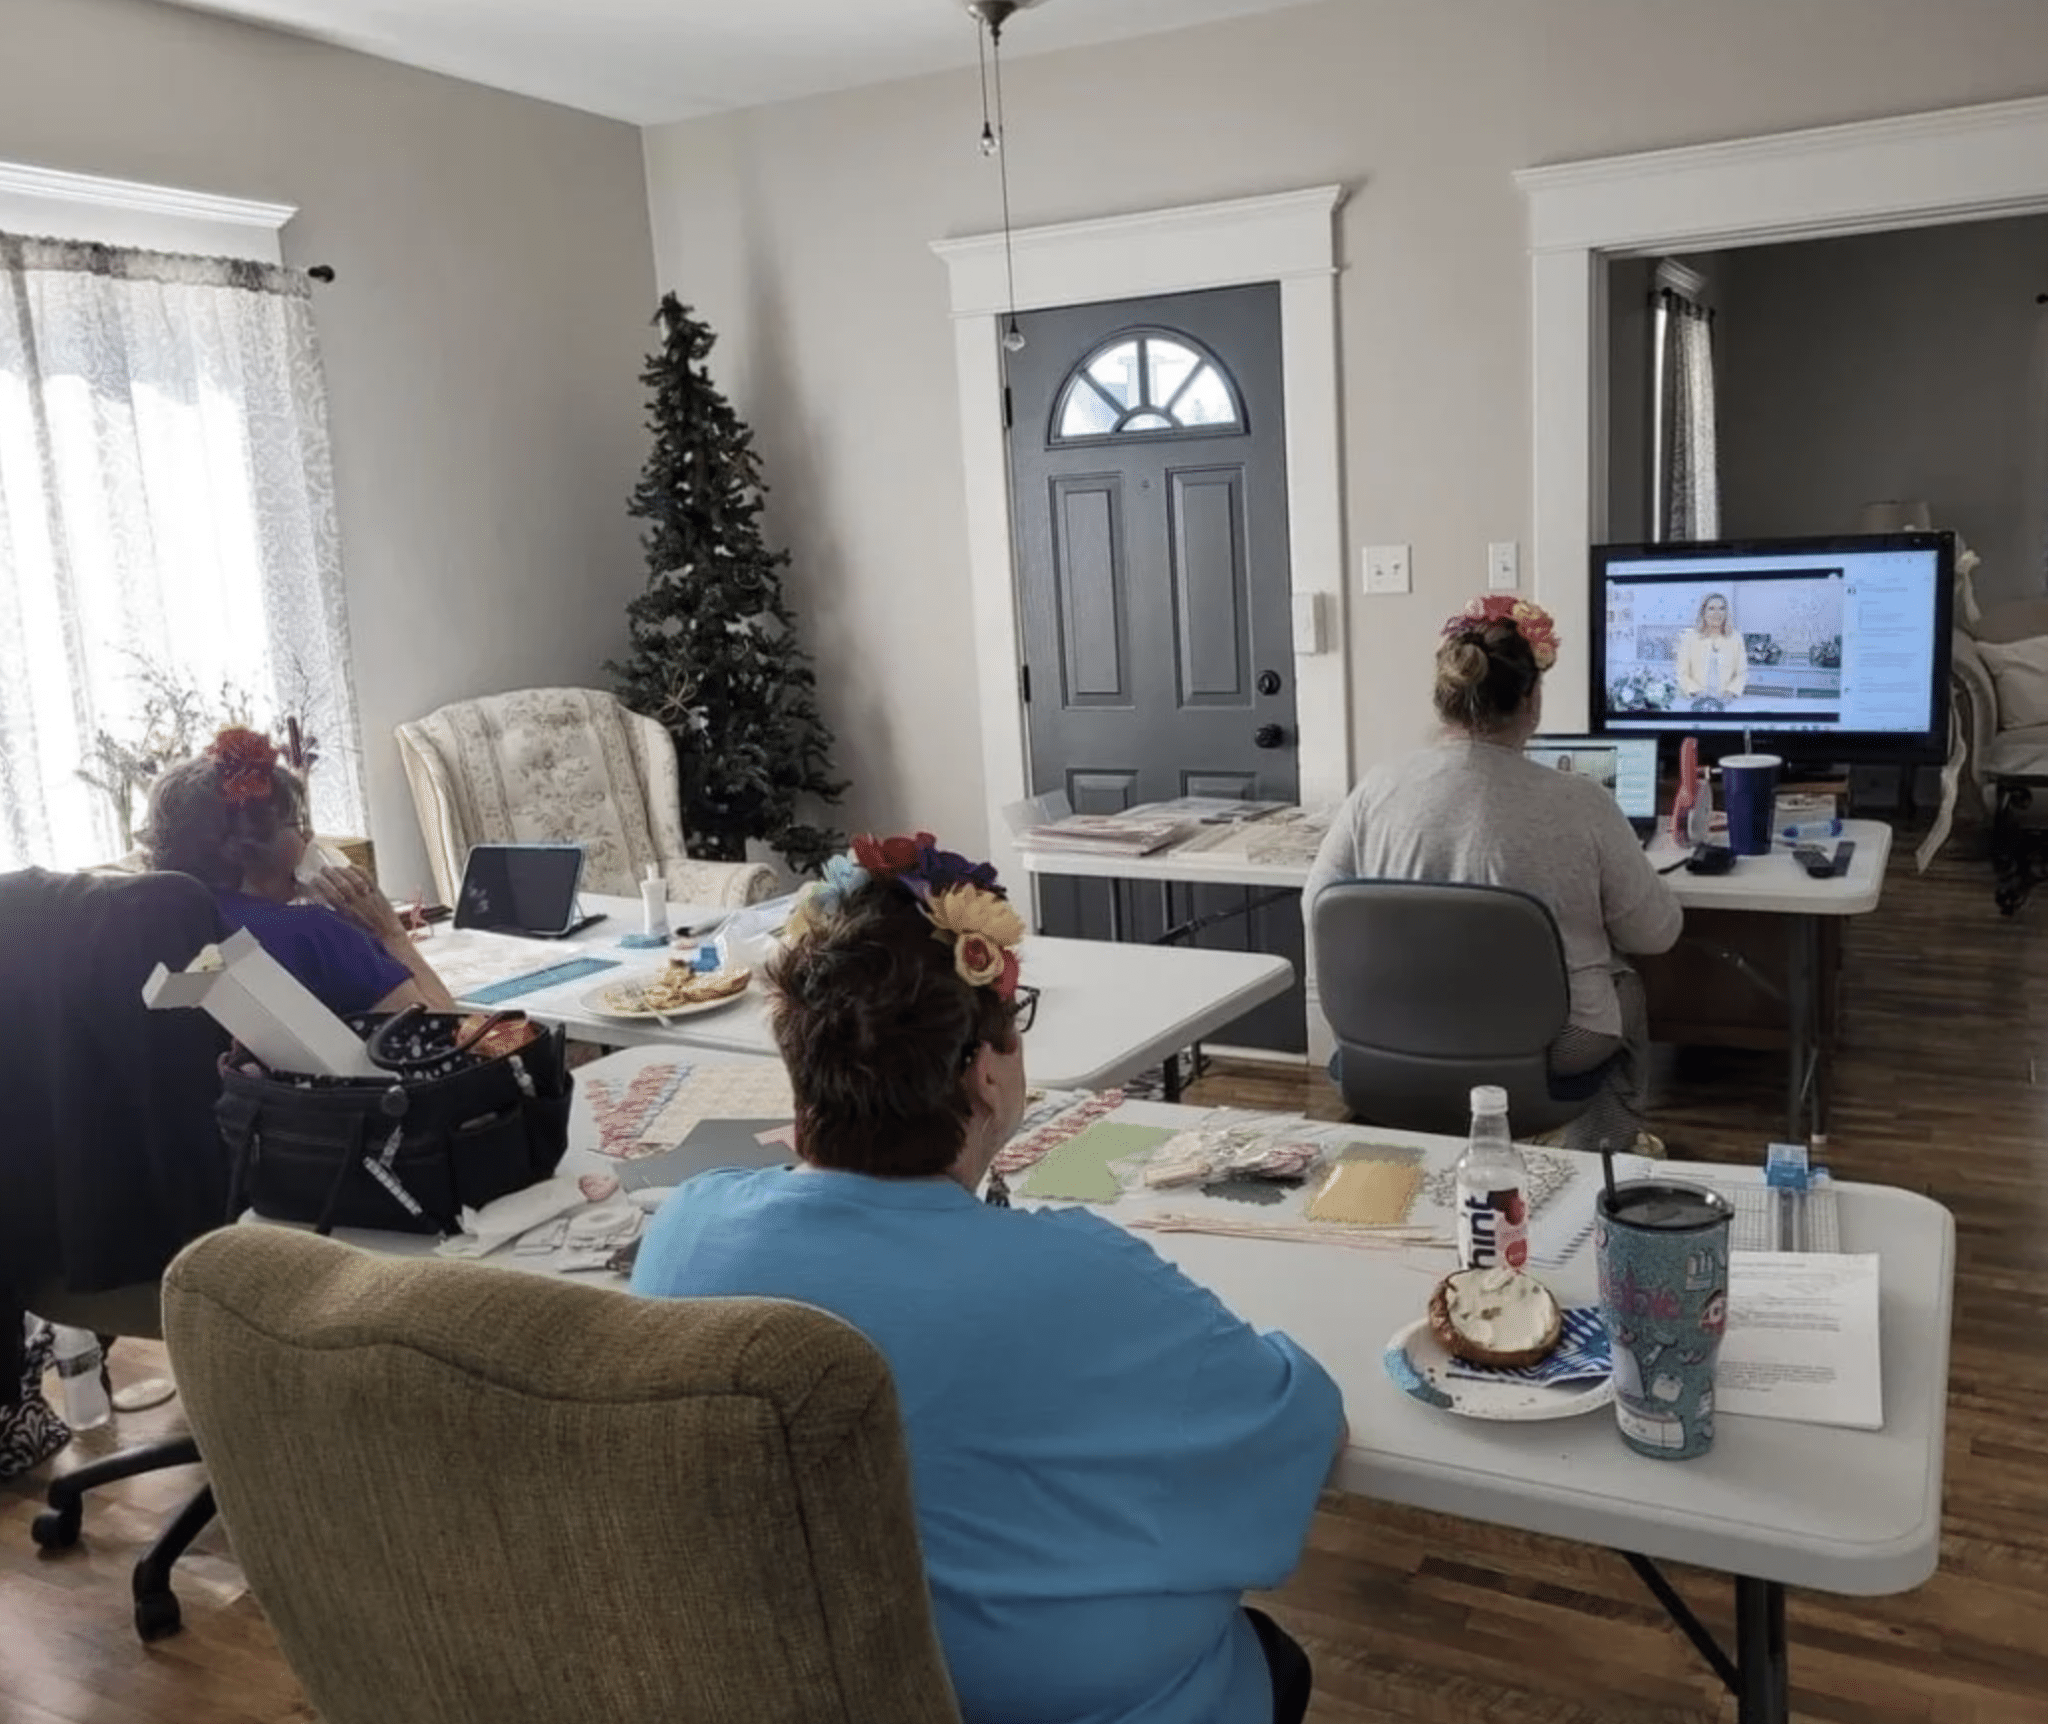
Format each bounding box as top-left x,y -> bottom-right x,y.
142,927 -> 379,1078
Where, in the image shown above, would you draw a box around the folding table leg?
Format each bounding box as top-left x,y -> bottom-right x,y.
1735,1576 -> 1789,1724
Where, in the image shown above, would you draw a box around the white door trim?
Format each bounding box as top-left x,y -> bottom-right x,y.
1516,93 -> 2048,731
931,185 -> 1349,894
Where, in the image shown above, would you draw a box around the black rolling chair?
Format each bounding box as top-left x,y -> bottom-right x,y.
1,866 -> 231,1639
1311,878 -> 1616,1138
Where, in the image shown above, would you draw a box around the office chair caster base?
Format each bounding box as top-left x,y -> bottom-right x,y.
30,1505 -> 81,1550
133,1587 -> 182,1641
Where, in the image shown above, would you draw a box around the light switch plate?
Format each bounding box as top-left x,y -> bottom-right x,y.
1362,544 -> 1410,595
1487,540 -> 1519,591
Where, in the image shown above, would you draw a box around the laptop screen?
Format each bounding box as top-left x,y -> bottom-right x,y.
454,844 -> 587,935
1523,735 -> 1659,822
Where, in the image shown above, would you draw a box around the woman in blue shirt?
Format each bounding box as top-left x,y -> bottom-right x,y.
633,834 -> 1344,1724
143,728 -> 454,1017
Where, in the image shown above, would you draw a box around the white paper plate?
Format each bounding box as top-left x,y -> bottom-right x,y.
1382,1315 -> 1613,1422
580,974 -> 752,1021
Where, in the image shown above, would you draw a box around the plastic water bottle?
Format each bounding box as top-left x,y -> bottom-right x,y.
639,863 -> 669,938
51,1325 -> 111,1430
1455,1085 -> 1530,1271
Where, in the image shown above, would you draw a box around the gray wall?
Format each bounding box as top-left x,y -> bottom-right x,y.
1718,216 -> 2048,607
0,0 -> 657,895
641,0 -> 2048,853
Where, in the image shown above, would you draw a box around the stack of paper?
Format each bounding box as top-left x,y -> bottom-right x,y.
1716,1251 -> 1883,1430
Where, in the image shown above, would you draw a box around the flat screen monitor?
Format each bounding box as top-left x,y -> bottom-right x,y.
1590,532 -> 1953,766
1524,735 -> 1660,826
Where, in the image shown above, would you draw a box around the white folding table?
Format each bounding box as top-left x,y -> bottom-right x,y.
434,893 -> 1292,1096
1062,1111 -> 1953,1724
324,1064 -> 1951,1724
1017,818 -> 1895,1137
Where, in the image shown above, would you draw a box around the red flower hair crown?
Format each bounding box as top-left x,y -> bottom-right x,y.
208,726 -> 280,806
1441,595 -> 1560,672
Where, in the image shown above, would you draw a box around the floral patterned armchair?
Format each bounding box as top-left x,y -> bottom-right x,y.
395,689 -> 779,908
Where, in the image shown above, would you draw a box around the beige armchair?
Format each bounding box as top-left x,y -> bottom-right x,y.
396,688 -> 778,906
161,1229 -> 962,1724
1953,599 -> 2048,813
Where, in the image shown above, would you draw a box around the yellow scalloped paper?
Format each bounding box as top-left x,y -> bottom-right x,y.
1304,1159 -> 1422,1226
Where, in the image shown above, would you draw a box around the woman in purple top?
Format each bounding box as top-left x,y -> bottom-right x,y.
142,728 -> 454,1018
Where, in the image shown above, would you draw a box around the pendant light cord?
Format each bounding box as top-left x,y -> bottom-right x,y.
991,19 -> 1023,349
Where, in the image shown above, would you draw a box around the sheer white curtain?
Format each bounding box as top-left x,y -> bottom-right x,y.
0,235 -> 364,869
1652,290 -> 1720,543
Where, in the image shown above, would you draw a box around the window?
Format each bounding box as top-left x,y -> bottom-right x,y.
1051,331 -> 1245,443
0,169 -> 362,869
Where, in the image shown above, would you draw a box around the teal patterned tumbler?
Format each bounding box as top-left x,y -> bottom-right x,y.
1595,1180 -> 1734,1460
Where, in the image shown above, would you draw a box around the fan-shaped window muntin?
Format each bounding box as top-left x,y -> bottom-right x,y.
1051,331 -> 1245,443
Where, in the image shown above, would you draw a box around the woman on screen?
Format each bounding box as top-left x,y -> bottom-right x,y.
1304,596 -> 1681,1155
1675,591 -> 1748,707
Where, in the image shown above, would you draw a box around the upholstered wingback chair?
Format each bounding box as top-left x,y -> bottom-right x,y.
161,1229 -> 962,1724
1953,599 -> 2048,815
396,688 -> 778,906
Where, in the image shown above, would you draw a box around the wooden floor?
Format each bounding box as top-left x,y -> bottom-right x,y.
6,843 -> 2047,1722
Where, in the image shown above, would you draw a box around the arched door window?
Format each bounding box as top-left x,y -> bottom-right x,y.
1048,330 -> 1246,444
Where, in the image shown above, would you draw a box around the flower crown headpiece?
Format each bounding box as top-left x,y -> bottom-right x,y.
1441,595 -> 1559,672
784,831 -> 1025,1001
207,726 -> 281,807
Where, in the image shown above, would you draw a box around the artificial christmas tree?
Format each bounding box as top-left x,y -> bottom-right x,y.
612,295 -> 845,874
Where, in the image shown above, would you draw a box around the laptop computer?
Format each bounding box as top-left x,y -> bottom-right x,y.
1523,735 -> 1661,840
453,843 -> 604,938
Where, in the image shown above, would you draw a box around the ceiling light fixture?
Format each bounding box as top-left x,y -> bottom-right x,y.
964,0 -> 1039,355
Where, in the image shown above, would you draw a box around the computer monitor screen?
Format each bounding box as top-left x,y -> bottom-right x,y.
1524,735 -> 1659,823
1590,532 -> 1953,765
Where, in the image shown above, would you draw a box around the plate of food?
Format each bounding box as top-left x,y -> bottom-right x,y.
1382,1266 -> 1613,1422
582,964 -> 753,1021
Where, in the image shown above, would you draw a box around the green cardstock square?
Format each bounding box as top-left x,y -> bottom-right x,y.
1016,1122 -> 1175,1203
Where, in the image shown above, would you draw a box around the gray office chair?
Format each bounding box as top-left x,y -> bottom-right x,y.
1311,878 -> 1613,1137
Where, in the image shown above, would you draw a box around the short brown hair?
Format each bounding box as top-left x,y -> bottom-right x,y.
142,753 -> 307,889
767,884 -> 1019,1178
1433,618 -> 1542,734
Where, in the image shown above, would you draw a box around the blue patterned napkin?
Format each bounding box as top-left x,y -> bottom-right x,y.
1443,1306 -> 1610,1387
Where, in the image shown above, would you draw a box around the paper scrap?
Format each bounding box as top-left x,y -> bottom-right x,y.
1017,1121 -> 1173,1203
1305,1159 -> 1423,1226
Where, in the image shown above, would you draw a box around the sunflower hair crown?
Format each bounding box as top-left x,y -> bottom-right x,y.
784,832 -> 1025,1000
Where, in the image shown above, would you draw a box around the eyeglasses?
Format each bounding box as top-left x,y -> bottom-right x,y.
960,985 -> 1041,1070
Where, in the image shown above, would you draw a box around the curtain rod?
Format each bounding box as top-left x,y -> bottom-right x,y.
307,265 -> 334,284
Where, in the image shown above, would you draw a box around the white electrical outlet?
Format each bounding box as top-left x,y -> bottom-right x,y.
1362,544 -> 1411,596
1488,540 -> 1519,591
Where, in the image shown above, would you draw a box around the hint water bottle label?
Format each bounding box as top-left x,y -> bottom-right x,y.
1457,1185 -> 1529,1270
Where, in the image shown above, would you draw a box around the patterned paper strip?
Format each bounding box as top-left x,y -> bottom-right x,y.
585,1062 -> 692,1160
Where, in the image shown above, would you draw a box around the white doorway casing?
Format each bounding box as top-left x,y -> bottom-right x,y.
1518,94 -> 2048,732
932,185 -> 1349,898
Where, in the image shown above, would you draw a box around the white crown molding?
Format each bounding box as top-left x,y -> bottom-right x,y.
1654,258 -> 1708,301
0,161 -> 295,265
0,161 -> 295,231
931,184 -> 1345,318
1517,93 -> 2048,255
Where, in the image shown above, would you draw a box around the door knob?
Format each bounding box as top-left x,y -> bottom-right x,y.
1257,669 -> 1283,697
1254,723 -> 1287,750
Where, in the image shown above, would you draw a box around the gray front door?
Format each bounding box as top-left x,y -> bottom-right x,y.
1007,284 -> 1304,1051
